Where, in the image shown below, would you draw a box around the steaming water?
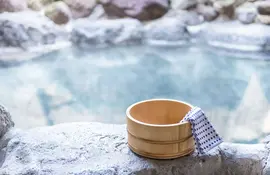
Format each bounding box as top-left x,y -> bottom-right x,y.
1,45 -> 270,143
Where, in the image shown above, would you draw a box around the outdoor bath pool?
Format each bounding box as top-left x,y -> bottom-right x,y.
1,45 -> 270,143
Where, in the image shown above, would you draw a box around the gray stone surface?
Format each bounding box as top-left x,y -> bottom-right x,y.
144,17 -> 190,45
256,1 -> 270,16
0,11 -> 69,49
64,0 -> 97,19
258,14 -> 270,25
196,4 -> 219,22
236,9 -> 256,24
0,122 -> 269,174
200,21 -> 270,51
0,0 -> 27,13
71,18 -> 144,48
236,2 -> 257,24
264,134 -> 270,175
99,0 -> 169,21
88,5 -> 107,20
213,0 -> 235,20
164,9 -> 204,25
44,1 -> 72,25
0,105 -> 14,139
170,0 -> 197,10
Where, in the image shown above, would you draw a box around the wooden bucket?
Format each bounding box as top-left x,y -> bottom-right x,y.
126,99 -> 195,159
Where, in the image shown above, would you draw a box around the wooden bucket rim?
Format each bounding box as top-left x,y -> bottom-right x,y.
126,98 -> 193,127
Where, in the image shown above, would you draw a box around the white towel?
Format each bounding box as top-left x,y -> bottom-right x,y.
180,107 -> 223,155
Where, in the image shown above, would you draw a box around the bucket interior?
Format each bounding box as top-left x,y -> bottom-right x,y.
128,100 -> 192,125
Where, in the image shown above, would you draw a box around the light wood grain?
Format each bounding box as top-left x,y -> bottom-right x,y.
126,99 -> 195,159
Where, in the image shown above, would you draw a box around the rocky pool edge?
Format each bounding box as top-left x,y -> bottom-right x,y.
0,114 -> 269,174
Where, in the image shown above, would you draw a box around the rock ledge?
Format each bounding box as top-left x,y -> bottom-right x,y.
0,122 -> 269,175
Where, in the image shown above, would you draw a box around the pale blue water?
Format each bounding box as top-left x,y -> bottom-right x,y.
1,45 -> 270,143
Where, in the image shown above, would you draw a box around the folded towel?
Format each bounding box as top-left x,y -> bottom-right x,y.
180,107 -> 222,155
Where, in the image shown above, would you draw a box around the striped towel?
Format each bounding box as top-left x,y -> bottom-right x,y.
180,107 -> 223,155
